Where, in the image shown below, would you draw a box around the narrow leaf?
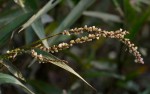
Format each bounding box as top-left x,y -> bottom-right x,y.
34,49 -> 96,91
0,11 -> 33,47
83,11 -> 122,23
123,0 -> 136,24
48,0 -> 96,44
19,0 -> 61,32
0,73 -> 34,94
31,19 -> 49,48
25,27 -> 35,44
0,60 -> 25,81
128,6 -> 150,39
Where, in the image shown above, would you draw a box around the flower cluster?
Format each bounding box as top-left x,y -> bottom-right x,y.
31,49 -> 44,62
34,25 -> 144,64
120,38 -> 144,64
6,48 -> 24,59
30,49 -> 68,64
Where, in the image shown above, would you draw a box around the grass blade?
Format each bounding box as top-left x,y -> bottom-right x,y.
0,60 -> 25,81
48,0 -> 96,44
19,0 -> 61,32
0,11 -> 33,47
34,49 -> 96,91
0,73 -> 34,94
31,19 -> 49,48
83,11 -> 122,23
128,6 -> 150,39
124,0 -> 150,39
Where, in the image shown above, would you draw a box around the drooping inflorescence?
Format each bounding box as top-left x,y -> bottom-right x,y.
33,25 -> 144,64
5,25 -> 144,64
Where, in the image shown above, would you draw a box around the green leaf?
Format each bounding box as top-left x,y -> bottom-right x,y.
48,0 -> 96,44
25,27 -> 36,44
127,6 -> 150,39
0,60 -> 25,81
19,0 -> 61,32
124,0 -> 150,39
0,11 -> 33,47
83,11 -> 122,23
112,0 -> 124,16
31,19 -> 49,48
0,73 -> 34,94
123,0 -> 136,24
34,49 -> 96,91
0,9 -> 21,24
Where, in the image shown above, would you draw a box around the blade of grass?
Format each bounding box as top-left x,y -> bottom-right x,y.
124,0 -> 150,39
34,48 -> 96,91
0,60 -> 25,81
19,0 -> 61,32
25,27 -> 35,44
127,6 -> 150,39
31,19 -> 49,48
0,11 -> 33,47
0,73 -> 34,94
112,0 -> 124,16
0,9 -> 23,24
83,11 -> 122,23
123,0 -> 136,24
48,0 -> 96,45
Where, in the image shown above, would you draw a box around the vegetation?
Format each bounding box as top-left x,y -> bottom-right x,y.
0,0 -> 150,94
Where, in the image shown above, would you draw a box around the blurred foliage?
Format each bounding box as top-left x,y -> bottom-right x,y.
0,0 -> 150,94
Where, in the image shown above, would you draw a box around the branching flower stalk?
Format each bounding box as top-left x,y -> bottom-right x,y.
5,25 -> 144,64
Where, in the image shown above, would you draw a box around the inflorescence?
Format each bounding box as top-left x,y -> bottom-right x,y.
32,25 -> 144,64
6,25 -> 144,64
